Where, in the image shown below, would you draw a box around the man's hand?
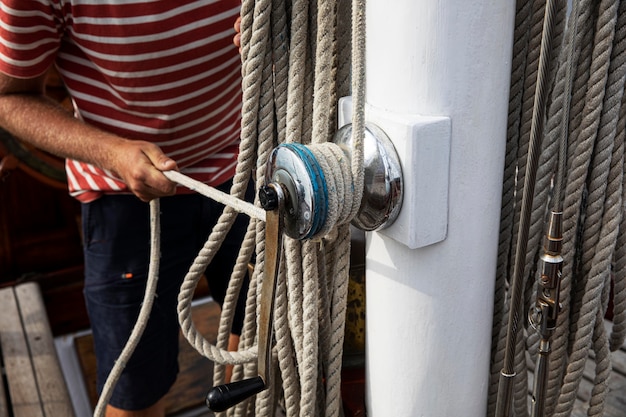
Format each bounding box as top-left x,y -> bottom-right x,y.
0,71 -> 179,202
110,139 -> 179,202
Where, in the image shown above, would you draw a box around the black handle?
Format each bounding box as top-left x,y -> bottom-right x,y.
206,376 -> 266,412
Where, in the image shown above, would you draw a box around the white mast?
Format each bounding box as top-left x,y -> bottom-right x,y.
364,1 -> 515,416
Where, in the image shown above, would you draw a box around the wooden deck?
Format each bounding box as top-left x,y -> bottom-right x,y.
61,298 -> 290,417
0,283 -> 75,417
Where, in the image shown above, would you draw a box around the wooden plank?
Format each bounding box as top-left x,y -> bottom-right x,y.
0,286 -> 45,417
15,283 -> 75,417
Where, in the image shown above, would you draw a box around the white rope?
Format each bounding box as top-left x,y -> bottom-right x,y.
163,170 -> 266,221
94,199 -> 162,417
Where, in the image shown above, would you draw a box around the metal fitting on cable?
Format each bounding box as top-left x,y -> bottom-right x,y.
529,211 -> 563,417
530,211 -> 563,337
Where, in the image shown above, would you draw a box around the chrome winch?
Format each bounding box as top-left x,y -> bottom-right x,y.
265,122 -> 403,238
205,122 -> 403,412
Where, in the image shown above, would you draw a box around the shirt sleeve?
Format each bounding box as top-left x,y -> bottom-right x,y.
0,0 -> 64,78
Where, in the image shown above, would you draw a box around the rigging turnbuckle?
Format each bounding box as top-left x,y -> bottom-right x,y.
205,123 -> 403,411
528,211 -> 563,417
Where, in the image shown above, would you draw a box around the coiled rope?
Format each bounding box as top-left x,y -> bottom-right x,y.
95,0 -> 364,416
489,0 -> 626,416
182,1 -> 364,416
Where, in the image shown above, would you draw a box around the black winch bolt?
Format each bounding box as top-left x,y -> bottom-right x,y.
259,185 -> 278,211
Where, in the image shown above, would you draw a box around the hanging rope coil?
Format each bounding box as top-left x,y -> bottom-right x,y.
165,0 -> 363,416
490,0 -> 626,416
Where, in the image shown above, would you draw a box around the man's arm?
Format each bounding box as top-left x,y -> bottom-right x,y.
0,72 -> 178,202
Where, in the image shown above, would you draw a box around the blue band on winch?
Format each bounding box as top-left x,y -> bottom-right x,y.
281,143 -> 328,239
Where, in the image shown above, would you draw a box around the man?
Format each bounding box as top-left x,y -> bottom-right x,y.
0,1 -> 247,416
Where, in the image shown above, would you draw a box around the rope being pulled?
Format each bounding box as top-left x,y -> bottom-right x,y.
163,170 -> 266,221
489,1 -> 626,416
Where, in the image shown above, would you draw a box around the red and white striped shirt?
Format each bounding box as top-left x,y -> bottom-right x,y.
0,0 -> 242,202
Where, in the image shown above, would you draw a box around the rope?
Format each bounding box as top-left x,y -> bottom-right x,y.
610,89 -> 626,352
97,0 -> 365,406
163,171 -> 266,221
490,0 -> 626,416
94,199 -> 162,417
172,0 -> 364,416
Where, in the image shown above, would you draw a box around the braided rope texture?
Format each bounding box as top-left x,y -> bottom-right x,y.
170,0 -> 365,416
489,1 -> 626,416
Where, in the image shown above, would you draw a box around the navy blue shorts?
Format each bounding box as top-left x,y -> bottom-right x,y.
82,180 -> 252,410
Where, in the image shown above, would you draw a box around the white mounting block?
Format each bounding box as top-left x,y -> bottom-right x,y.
338,96 -> 451,249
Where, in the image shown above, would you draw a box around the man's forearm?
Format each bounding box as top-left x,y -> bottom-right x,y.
0,74 -> 179,201
0,90 -> 126,171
